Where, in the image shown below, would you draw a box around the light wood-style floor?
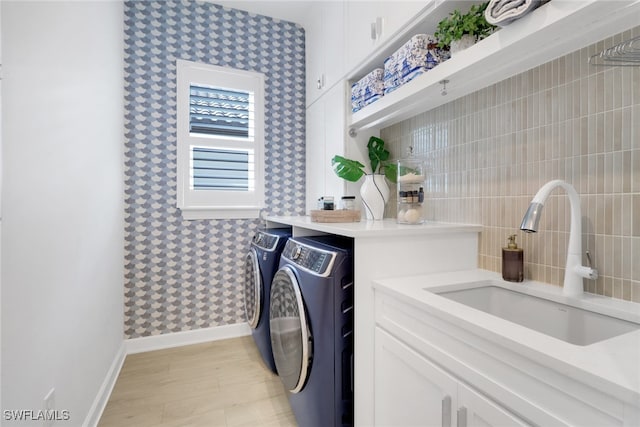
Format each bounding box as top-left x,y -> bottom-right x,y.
98,336 -> 297,427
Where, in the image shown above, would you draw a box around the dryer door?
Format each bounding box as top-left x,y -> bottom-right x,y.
244,248 -> 261,329
269,266 -> 312,393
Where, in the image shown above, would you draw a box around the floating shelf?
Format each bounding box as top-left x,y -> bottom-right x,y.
348,0 -> 640,133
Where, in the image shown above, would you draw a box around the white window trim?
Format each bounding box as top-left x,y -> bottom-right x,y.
176,59 -> 265,220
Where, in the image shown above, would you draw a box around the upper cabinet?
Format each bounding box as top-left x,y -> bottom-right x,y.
346,0 -> 640,132
305,1 -> 346,107
345,1 -> 430,74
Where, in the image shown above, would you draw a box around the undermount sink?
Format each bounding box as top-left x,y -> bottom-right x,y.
431,283 -> 640,346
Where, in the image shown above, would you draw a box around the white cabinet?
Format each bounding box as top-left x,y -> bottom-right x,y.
375,328 -> 528,427
457,382 -> 530,427
374,287 -> 637,427
305,83 -> 347,214
305,1 -> 345,107
344,1 -> 426,74
375,327 -> 457,427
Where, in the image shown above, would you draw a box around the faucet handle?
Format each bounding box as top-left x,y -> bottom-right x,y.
577,250 -> 598,280
586,250 -> 594,268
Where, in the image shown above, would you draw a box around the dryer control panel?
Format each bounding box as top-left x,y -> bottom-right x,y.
253,231 -> 281,251
282,239 -> 336,277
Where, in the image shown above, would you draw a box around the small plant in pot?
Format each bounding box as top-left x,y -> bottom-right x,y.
331,136 -> 395,220
434,2 -> 496,56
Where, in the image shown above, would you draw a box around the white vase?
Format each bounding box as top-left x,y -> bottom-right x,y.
360,174 -> 390,220
450,34 -> 477,57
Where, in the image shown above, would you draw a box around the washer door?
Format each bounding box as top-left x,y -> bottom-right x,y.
244,248 -> 261,329
269,267 -> 312,393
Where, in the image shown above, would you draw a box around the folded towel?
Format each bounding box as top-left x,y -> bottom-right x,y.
484,0 -> 550,26
351,68 -> 385,112
383,34 -> 449,95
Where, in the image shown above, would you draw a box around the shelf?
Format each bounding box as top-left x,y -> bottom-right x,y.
348,0 -> 640,132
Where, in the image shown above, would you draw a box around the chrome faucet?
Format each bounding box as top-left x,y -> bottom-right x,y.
520,180 -> 597,297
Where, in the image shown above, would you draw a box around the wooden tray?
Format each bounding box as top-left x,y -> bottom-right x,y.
310,209 -> 361,223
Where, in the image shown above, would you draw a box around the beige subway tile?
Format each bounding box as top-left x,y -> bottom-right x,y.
622,194 -> 633,236
604,153 -> 613,194
621,107 -> 632,151
612,278 -> 623,299
632,281 -> 640,303
596,274 -> 605,296
633,195 -> 640,237
622,237 -> 632,280
602,276 -> 612,297
633,238 -> 640,281
588,74 -> 598,116
612,195 -> 623,236
633,66 -> 640,106
622,280 -> 632,301
604,69 -> 614,112
632,149 -> 640,193
613,236 -> 623,278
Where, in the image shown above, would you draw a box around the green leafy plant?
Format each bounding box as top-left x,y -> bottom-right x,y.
331,136 -> 397,183
434,2 -> 496,49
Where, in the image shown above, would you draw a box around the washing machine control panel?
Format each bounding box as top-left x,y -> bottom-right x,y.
252,231 -> 280,251
282,240 -> 336,276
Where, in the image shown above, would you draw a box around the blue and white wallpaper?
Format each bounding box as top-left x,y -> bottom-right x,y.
123,0 -> 305,338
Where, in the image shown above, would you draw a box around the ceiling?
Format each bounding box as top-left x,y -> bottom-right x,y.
211,0 -> 315,27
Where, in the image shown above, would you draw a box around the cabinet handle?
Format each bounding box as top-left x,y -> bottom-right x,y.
316,74 -> 325,90
371,17 -> 383,40
441,396 -> 452,427
457,406 -> 467,427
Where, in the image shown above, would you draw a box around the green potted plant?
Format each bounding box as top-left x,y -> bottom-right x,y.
434,2 -> 496,56
331,136 -> 396,183
331,136 -> 394,220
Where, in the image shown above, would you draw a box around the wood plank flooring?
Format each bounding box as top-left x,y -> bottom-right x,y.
98,336 -> 296,427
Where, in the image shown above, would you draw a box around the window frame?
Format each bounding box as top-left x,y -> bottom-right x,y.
176,59 -> 265,220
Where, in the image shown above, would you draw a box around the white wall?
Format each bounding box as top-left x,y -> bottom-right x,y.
1,1 -> 124,424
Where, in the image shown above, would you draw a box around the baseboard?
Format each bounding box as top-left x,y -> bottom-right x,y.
83,341 -> 126,427
125,323 -> 252,354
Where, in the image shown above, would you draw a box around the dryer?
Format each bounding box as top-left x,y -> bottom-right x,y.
244,227 -> 291,373
269,235 -> 354,427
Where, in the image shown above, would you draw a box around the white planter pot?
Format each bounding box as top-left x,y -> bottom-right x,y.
360,174 -> 390,220
450,34 -> 477,57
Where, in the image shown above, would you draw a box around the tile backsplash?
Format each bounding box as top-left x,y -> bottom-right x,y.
381,26 -> 640,302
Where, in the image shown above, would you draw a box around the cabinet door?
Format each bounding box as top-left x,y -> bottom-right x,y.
306,2 -> 345,107
322,1 -> 345,92
322,83 -> 346,206
375,328 -> 458,427
305,99 -> 325,214
457,383 -> 530,427
305,83 -> 346,214
345,1 -> 381,73
305,2 -> 324,106
378,1 -> 426,41
345,1 -> 428,72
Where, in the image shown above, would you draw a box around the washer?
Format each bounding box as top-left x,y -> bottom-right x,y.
269,235 -> 354,427
244,227 -> 291,374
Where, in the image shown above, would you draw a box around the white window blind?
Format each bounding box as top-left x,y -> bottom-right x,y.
177,60 -> 265,220
189,85 -> 251,138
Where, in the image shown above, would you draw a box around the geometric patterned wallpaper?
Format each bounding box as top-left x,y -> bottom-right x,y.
123,0 -> 306,338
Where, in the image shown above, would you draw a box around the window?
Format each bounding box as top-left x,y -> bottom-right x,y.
176,59 -> 265,219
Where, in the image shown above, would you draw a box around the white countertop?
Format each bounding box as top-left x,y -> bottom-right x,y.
266,216 -> 482,238
373,269 -> 640,403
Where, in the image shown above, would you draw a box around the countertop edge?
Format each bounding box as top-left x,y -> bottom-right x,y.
266,216 -> 483,238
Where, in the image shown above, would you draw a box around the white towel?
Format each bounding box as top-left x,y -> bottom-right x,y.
485,0 -> 549,26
